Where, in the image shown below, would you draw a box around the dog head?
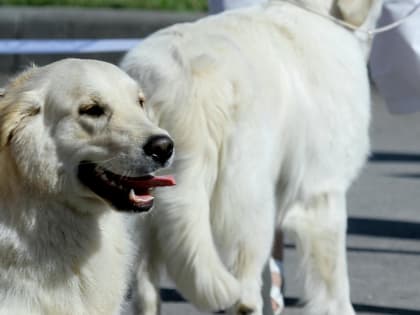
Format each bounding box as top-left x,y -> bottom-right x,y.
0,59 -> 175,213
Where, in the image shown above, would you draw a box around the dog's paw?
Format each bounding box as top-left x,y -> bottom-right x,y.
228,288 -> 262,315
235,303 -> 257,315
168,253 -> 241,311
192,265 -> 241,311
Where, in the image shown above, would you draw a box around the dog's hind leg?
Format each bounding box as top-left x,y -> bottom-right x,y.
283,192 -> 355,315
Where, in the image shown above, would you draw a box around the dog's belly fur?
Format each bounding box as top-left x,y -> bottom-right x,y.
122,3 -> 369,315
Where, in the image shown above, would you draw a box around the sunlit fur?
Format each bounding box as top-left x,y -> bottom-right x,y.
121,2 -> 371,315
0,59 -> 171,315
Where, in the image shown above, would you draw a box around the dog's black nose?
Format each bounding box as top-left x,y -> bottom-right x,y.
143,135 -> 174,165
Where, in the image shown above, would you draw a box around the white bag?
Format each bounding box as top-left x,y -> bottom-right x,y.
369,0 -> 420,114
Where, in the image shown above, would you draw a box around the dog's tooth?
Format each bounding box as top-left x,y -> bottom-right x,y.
100,173 -> 107,181
129,189 -> 136,201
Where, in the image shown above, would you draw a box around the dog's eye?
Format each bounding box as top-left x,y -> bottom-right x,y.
139,96 -> 145,108
79,104 -> 105,117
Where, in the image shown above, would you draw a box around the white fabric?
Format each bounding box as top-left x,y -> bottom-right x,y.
269,258 -> 285,315
369,0 -> 420,114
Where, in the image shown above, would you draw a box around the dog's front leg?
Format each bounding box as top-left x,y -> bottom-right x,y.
213,181 -> 276,315
133,216 -> 161,315
228,237 -> 273,315
152,177 -> 241,312
134,255 -> 161,315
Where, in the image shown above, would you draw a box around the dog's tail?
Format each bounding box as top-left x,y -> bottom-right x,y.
152,176 -> 240,311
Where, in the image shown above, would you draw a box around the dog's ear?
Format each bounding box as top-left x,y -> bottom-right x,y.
0,97 -> 20,148
0,67 -> 41,149
0,91 -> 41,149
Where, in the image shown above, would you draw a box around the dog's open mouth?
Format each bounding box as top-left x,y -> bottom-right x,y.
78,162 -> 175,212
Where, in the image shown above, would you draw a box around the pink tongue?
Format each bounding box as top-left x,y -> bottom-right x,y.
127,175 -> 175,207
147,175 -> 176,187
126,175 -> 176,190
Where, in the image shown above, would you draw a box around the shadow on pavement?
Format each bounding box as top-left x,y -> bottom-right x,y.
354,303 -> 420,315
346,246 -> 420,256
283,296 -> 420,315
348,217 -> 420,240
389,173 -> 420,179
369,151 -> 420,163
160,288 -> 186,303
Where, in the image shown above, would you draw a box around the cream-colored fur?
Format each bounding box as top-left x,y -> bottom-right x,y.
338,0 -> 377,26
121,1 -> 371,315
295,0 -> 383,58
0,59 -> 172,315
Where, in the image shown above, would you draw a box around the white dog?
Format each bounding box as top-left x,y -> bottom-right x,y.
121,1 -> 371,315
0,59 -> 175,315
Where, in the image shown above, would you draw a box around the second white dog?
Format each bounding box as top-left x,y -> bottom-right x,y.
121,2 -> 370,315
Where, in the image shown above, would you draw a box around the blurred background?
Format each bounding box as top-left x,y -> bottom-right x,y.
0,0 -> 208,11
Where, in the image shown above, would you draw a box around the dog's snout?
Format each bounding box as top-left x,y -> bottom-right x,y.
143,135 -> 174,165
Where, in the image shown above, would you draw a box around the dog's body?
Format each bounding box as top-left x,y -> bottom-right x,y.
0,59 -> 174,315
121,2 -> 370,315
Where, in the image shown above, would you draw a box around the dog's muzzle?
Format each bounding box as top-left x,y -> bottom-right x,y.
77,162 -> 175,213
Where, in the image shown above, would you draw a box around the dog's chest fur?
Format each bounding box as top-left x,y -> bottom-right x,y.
0,201 -> 132,315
